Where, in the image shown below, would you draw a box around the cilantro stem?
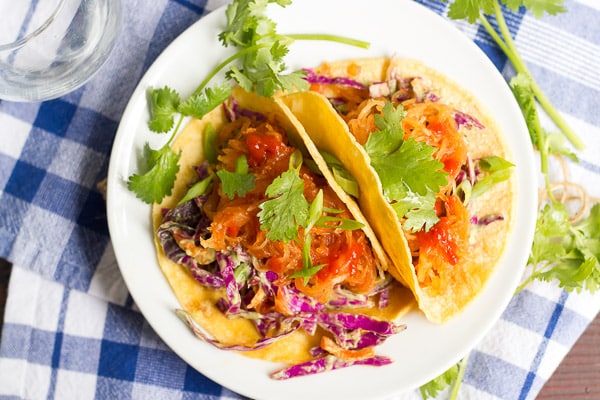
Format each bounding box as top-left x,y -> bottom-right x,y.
168,115 -> 185,146
515,271 -> 537,295
286,33 -> 370,49
449,354 -> 470,400
193,33 -> 368,97
192,44 -> 270,97
479,0 -> 584,151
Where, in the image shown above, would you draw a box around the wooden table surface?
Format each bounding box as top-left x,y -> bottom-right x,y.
0,257 -> 598,398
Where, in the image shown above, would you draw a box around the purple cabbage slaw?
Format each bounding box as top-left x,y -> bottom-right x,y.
302,68 -> 365,89
157,166 -> 407,379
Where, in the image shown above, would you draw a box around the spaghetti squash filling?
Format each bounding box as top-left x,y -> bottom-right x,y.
304,59 -> 510,306
200,114 -> 378,300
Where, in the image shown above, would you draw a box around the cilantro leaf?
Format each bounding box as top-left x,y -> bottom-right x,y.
391,187 -> 439,232
219,0 -> 292,96
147,87 -> 181,133
524,0 -> 566,17
504,0 -> 566,17
529,202 -> 570,265
258,152 -> 309,242
274,69 -> 310,93
218,0 -> 313,97
447,0 -> 495,23
420,355 -> 470,400
364,103 -> 447,231
365,104 -> 447,199
216,155 -> 256,199
546,131 -> 578,161
219,0 -> 289,48
179,83 -> 232,120
380,138 -> 447,199
523,203 -> 600,294
365,102 -> 405,157
127,143 -> 180,204
447,0 -> 564,23
226,66 -> 255,92
420,362 -> 460,399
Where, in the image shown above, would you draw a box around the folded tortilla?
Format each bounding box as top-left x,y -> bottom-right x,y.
151,86 -> 413,363
281,57 -> 515,323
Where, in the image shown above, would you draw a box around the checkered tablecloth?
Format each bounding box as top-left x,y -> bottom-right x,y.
1,0 -> 599,399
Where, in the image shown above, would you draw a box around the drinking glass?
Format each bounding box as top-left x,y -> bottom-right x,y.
0,0 -> 122,102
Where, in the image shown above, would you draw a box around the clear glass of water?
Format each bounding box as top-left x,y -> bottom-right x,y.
0,0 -> 122,102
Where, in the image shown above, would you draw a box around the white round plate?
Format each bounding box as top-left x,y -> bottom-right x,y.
106,1 -> 537,399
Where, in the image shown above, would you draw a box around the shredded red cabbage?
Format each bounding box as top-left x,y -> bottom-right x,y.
455,110 -> 485,130
270,354 -> 394,380
302,68 -> 365,89
224,97 -> 266,122
470,214 -> 505,226
316,312 -> 406,350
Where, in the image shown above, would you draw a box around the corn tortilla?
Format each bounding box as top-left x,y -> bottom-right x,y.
281,57 -> 515,323
151,87 -> 414,364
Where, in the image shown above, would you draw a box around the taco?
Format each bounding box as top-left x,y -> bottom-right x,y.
281,57 -> 515,324
151,86 -> 414,378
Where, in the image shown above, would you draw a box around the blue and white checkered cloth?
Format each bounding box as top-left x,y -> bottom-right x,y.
1,0 -> 599,399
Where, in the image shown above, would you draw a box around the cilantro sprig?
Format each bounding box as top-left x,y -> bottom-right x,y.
127,142 -> 182,204
516,202 -> 600,294
258,151 -> 310,242
444,0 -> 583,151
127,84 -> 232,203
127,0 -> 370,204
216,155 -> 256,199
364,102 -> 447,232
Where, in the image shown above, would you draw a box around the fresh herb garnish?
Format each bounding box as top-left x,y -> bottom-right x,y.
127,143 -> 181,204
147,86 -> 181,133
258,151 -> 309,242
216,155 -> 256,199
364,102 -> 447,232
420,355 -> 469,400
128,0 -> 370,204
517,202 -> 600,294
128,84 -> 231,203
257,153 -> 363,282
